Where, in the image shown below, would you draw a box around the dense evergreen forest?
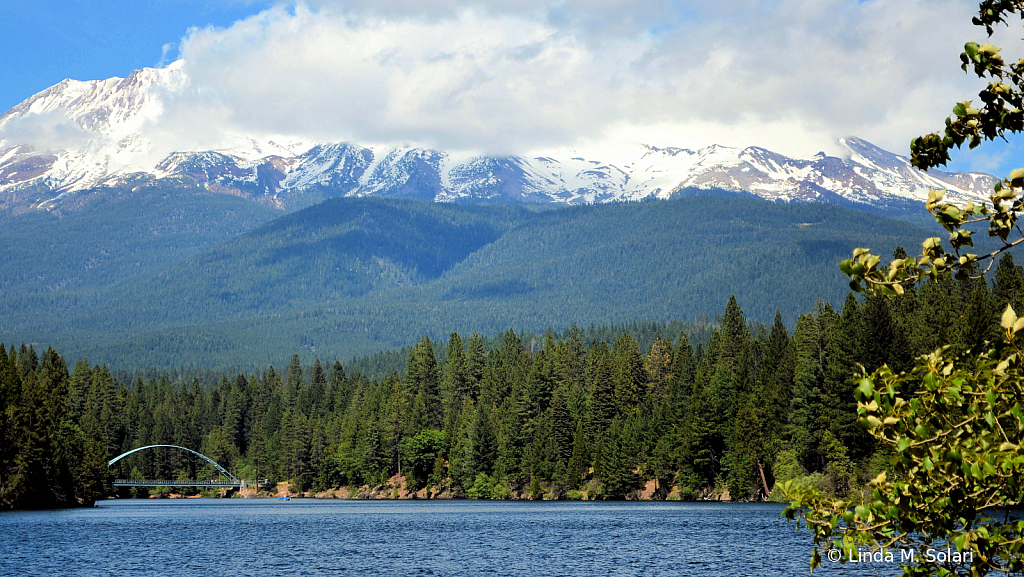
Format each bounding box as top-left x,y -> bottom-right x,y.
5,252 -> 1024,509
2,192 -> 935,369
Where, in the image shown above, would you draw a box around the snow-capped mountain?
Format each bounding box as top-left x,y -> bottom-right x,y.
0,63 -> 998,213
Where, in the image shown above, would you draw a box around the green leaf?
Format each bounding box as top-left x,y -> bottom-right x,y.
1012,317 -> 1024,334
856,379 -> 874,400
1002,305 -> 1017,329
1011,168 -> 1024,185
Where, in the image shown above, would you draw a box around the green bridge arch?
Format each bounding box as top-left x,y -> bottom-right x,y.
108,445 -> 239,483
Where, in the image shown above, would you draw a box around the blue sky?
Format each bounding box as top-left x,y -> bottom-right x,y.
0,0 -> 1020,177
0,1 -> 270,111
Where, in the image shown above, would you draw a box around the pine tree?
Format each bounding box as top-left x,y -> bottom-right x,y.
567,421 -> 589,487
406,337 -> 442,431
586,342 -> 616,441
956,276 -> 996,353
465,332 -> 486,399
612,333 -> 646,413
551,384 -> 573,464
0,345 -> 23,506
789,313 -> 825,471
525,337 -> 558,416
285,353 -> 303,409
667,332 -> 696,427
330,360 -> 350,414
993,253 -> 1024,321
442,332 -> 468,420
469,399 -> 496,477
307,360 -> 327,418
224,375 -> 247,454
644,334 -> 675,404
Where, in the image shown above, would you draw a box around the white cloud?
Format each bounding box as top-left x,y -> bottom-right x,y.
9,0 -> 1023,173
0,109 -> 93,151
161,0 -> 1023,163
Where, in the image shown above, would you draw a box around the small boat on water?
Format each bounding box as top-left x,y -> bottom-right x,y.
277,496 -> 292,500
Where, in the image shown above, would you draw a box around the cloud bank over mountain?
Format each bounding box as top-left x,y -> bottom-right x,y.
2,0 -> 1021,177
154,0 -> 1021,162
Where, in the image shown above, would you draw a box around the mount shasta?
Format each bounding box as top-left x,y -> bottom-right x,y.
0,63 -> 999,213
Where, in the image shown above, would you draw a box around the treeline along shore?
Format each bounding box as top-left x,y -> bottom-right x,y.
4,251 -> 1024,509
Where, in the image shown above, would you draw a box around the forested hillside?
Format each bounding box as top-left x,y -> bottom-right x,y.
0,183 -> 282,296
5,255 -> 1021,508
2,193 -> 935,369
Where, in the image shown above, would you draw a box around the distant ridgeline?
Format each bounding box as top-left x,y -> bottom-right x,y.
4,256 -> 1024,508
1,189 -> 940,369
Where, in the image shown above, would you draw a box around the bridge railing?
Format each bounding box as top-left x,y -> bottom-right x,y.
113,479 -> 242,487
112,479 -> 274,488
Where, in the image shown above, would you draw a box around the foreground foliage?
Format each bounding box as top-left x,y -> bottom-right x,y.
785,325 -> 1024,575
788,2 -> 1024,575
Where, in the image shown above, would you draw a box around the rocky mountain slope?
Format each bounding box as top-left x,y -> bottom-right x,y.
0,62 -> 997,213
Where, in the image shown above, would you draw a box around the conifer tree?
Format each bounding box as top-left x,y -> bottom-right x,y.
612,333 -> 646,413
993,253 -> 1024,319
525,338 -> 558,416
285,353 -> 303,409
469,399 -> 496,477
0,345 -> 22,505
585,342 -> 616,441
550,383 -> 573,462
668,332 -> 696,427
307,360 -> 327,418
442,332 -> 468,418
567,421 -> 589,487
406,337 -> 442,431
329,360 -> 349,414
465,332 -> 486,399
956,275 -> 996,353
384,373 -> 405,478
644,334 -> 675,404
788,313 -> 824,471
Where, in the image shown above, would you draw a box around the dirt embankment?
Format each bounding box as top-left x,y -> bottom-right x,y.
234,476 -> 740,501
315,475 -> 455,500
310,476 -> 734,501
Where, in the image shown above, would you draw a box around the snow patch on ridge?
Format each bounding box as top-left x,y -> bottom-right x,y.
0,63 -> 1001,211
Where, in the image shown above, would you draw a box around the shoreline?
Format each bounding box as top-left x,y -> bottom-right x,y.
118,478 -> 770,503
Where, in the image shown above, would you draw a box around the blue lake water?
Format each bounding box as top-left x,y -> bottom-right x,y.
1,499 -> 900,576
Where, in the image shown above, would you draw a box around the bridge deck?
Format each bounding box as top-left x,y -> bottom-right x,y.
113,479 -> 242,488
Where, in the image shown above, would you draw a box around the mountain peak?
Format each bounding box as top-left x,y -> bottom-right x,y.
0,65 -> 999,212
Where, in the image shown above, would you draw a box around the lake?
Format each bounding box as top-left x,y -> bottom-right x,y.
1,499 -> 898,576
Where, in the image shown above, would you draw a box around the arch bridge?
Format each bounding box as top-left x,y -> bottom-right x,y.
107,445 -> 262,489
